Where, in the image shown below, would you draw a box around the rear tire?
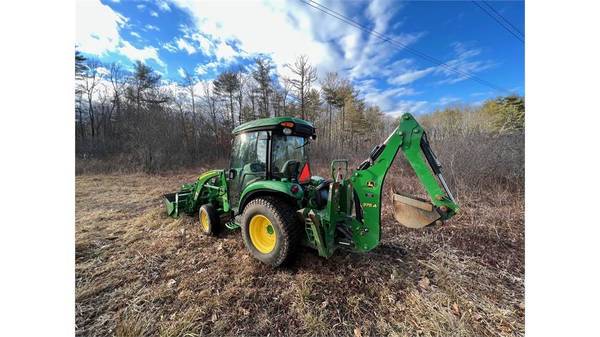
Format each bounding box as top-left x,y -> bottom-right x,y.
241,196 -> 300,267
199,204 -> 220,236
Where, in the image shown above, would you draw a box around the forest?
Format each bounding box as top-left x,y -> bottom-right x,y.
75,51 -> 524,191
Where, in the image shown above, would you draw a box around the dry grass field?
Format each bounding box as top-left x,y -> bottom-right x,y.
75,168 -> 524,337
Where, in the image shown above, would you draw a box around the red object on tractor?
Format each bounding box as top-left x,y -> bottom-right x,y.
299,162 -> 311,183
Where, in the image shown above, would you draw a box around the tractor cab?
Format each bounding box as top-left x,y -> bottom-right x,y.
227,117 -> 316,211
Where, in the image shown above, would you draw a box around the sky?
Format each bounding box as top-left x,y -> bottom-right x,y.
75,0 -> 524,115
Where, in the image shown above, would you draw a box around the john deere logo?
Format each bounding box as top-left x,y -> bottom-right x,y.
367,181 -> 375,188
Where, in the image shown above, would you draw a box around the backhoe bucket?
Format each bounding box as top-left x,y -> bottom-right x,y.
391,190 -> 441,229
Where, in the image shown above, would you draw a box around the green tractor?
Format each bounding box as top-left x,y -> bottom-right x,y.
163,113 -> 459,266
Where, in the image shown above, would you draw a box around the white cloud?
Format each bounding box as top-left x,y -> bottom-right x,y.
175,38 -> 197,54
191,33 -> 214,54
130,31 -> 141,38
367,0 -> 401,34
438,96 -> 460,105
150,11 -> 159,17
76,0 -> 126,55
76,0 -> 165,69
340,30 -> 360,61
163,42 -> 177,53
144,24 -> 160,31
170,0 -> 427,86
118,40 -> 165,67
178,67 -> 186,78
387,100 -> 429,116
388,67 -> 436,85
177,25 -> 215,56
137,4 -> 145,10
167,0 -> 435,113
96,66 -> 110,76
357,79 -> 418,113
157,0 -> 171,12
435,42 -> 495,84
172,0 -> 338,75
215,41 -> 236,61
195,62 -> 220,76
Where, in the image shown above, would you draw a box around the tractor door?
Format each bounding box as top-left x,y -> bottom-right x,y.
228,131 -> 268,212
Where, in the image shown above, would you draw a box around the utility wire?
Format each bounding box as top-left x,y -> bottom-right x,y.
472,1 -> 524,43
300,0 -> 510,93
483,1 -> 524,38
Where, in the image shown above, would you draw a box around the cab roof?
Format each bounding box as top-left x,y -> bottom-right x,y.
232,116 -> 315,137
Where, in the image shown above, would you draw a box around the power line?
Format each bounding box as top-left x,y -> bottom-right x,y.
300,0 -> 510,93
483,1 -> 524,38
472,1 -> 524,43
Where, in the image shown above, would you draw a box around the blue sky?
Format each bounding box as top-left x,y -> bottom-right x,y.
76,0 -> 524,115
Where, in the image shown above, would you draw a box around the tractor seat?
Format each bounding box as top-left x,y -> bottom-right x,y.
314,179 -> 332,209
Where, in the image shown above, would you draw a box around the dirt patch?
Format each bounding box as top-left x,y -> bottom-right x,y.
76,171 -> 524,336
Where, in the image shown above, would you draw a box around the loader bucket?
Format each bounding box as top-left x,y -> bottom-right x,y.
163,193 -> 178,217
391,190 -> 441,229
163,191 -> 192,218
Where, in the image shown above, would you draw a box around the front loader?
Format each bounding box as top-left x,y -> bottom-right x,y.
163,113 -> 459,266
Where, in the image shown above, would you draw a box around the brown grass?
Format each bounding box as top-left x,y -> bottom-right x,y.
76,168 -> 524,337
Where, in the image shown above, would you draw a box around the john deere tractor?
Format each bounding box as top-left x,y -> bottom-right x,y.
163,113 -> 459,266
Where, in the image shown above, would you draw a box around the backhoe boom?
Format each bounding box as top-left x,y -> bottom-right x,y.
348,113 -> 459,252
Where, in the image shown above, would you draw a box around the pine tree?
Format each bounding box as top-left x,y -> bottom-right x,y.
213,71 -> 241,126
252,57 -> 274,118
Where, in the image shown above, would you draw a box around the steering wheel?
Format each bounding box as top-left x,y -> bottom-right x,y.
280,160 -> 300,178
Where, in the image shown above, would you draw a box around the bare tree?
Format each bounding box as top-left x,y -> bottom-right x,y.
108,62 -> 127,134
236,67 -> 247,124
75,52 -> 87,142
201,81 -> 220,152
180,69 -> 198,148
287,55 -> 317,119
321,72 -> 342,151
280,76 -> 292,116
82,59 -> 102,138
181,69 -> 197,116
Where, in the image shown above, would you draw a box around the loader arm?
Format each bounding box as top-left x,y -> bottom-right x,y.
348,113 -> 459,252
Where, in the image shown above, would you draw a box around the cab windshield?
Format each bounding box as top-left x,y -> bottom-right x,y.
271,134 -> 308,178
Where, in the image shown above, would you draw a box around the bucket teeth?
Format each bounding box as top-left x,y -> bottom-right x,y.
391,189 -> 441,229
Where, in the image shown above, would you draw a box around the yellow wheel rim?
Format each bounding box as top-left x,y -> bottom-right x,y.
200,209 -> 209,232
249,214 -> 276,254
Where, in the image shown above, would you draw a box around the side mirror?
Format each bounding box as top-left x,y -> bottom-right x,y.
228,168 -> 237,180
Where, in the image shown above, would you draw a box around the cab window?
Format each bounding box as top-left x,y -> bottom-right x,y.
271,134 -> 308,177
230,131 -> 268,191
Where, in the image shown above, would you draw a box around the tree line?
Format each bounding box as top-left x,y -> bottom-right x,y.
75,49 -> 524,190
416,95 -> 525,190
75,51 -> 394,172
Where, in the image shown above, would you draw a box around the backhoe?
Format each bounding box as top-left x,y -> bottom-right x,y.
163,113 -> 459,266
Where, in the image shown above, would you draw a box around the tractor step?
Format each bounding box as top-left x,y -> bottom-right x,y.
225,214 -> 242,229
225,221 -> 240,230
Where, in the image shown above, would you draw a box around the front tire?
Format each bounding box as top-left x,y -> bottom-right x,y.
241,196 -> 300,267
199,204 -> 220,236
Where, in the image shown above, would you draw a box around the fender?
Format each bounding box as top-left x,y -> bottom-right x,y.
238,180 -> 304,213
